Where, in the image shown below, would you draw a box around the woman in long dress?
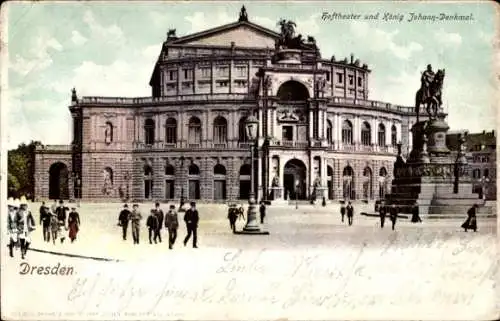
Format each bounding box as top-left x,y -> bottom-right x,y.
68,206 -> 81,243
461,204 -> 478,232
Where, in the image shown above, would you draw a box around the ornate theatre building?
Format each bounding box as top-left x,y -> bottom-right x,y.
35,7 -> 421,202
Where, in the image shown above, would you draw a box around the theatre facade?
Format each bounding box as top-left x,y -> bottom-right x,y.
35,8 -> 421,203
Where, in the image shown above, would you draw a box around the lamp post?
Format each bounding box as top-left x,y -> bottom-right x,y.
124,172 -> 130,201
179,155 -> 186,210
236,115 -> 269,235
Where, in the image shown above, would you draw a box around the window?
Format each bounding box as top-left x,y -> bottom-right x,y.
238,117 -> 248,142
361,122 -> 371,146
337,73 -> 343,83
166,83 -> 176,90
168,70 -> 177,81
200,68 -> 211,78
216,80 -> 229,88
326,120 -> 333,144
282,126 -> 293,141
183,68 -> 193,79
104,121 -> 113,144
391,125 -> 397,146
472,169 -> 481,179
348,75 -> 354,86
235,66 -> 247,77
213,116 -> 227,144
326,72 -> 330,82
358,77 -> 362,87
165,118 -> 177,144
144,119 -> 155,145
234,80 -> 247,87
484,169 -> 490,178
342,120 -> 353,145
188,117 -> 202,144
378,124 -> 386,147
218,66 -> 229,77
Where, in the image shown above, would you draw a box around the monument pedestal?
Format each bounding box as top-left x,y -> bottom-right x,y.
386,116 -> 486,217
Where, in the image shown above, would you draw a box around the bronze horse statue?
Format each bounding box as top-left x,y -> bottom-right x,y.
415,69 -> 445,122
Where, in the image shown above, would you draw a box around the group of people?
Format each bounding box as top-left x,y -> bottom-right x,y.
227,202 -> 267,232
117,201 -> 199,249
6,197 -> 81,259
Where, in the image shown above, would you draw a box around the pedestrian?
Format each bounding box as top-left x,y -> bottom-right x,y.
7,198 -> 19,258
379,200 -> 387,229
340,201 -> 346,223
165,205 -> 179,249
346,201 -> 354,226
68,205 -> 81,243
16,198 -> 36,259
237,204 -> 245,221
322,196 -> 327,207
50,211 -> 59,245
259,201 -> 266,224
55,200 -> 68,244
40,202 -> 52,242
130,204 -> 142,244
183,201 -> 199,248
152,202 -> 164,243
146,209 -> 159,244
118,204 -> 131,241
227,204 -> 238,232
389,204 -> 398,231
410,203 -> 422,223
50,199 -> 58,216
461,204 -> 478,232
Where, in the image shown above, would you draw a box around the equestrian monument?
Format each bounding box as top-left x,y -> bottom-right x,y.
386,64 -> 488,216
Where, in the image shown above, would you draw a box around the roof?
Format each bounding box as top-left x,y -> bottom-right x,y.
446,131 -> 496,152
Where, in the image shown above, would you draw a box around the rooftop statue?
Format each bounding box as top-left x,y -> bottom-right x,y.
238,5 -> 248,22
415,64 -> 445,122
276,19 -> 317,50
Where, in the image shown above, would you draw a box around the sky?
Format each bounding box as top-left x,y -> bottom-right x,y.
3,1 -> 498,149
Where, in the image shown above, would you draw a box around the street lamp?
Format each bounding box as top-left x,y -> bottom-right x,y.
236,115 -> 269,235
179,155 -> 186,211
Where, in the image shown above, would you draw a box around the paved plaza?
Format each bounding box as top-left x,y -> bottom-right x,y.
1,202 -> 498,320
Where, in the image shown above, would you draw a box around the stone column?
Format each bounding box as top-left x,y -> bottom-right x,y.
371,117 -> 377,147
385,120 -> 391,146
354,115 -> 360,148
309,110 -> 314,139
257,154 -> 262,201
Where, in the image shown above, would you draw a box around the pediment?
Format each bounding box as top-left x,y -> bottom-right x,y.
172,22 -> 279,48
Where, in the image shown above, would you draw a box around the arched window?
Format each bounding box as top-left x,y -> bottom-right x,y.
277,80 -> 309,101
165,164 -> 175,176
189,164 -> 200,175
378,124 -> 386,147
144,119 -> 155,145
342,120 -> 353,145
213,116 -> 227,144
213,164 -> 227,200
342,166 -> 354,200
214,164 -> 227,175
363,167 -> 373,199
188,164 -> 200,200
326,120 -> 333,144
238,117 -> 248,142
378,167 -> 388,199
472,168 -> 481,179
165,118 -> 177,144
144,165 -> 153,199
104,122 -> 113,144
361,122 -> 371,146
391,125 -> 397,146
188,117 -> 202,145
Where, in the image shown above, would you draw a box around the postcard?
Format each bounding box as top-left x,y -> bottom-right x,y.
1,1 -> 498,320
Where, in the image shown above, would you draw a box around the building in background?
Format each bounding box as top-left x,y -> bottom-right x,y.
447,130 -> 496,201
35,7 -> 426,202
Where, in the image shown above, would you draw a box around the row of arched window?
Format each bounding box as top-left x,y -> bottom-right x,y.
145,163 -> 252,176
335,120 -> 398,146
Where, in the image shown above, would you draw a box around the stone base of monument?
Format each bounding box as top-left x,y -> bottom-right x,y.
386,117 -> 492,218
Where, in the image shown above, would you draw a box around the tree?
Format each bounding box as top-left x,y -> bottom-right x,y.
7,140 -> 43,199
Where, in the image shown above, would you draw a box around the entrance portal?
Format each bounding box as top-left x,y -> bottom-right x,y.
283,159 -> 307,200
49,162 -> 69,200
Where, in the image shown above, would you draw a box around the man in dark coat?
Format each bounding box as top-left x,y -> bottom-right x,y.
118,204 -> 131,241
379,200 -> 387,229
183,201 -> 199,248
227,205 -> 238,232
165,205 -> 179,249
389,204 -> 398,231
130,204 -> 142,244
152,202 -> 164,243
340,201 -> 346,223
146,209 -> 159,244
39,202 -> 52,242
411,203 -> 422,223
346,201 -> 354,226
462,204 -> 478,232
259,201 -> 266,224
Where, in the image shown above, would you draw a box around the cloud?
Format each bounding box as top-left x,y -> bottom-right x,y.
350,21 -> 422,60
184,10 -> 234,34
150,11 -> 171,28
434,28 -> 462,46
295,13 -> 321,36
252,16 -> 276,30
9,33 -> 63,76
71,30 -> 88,46
83,10 -> 125,47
